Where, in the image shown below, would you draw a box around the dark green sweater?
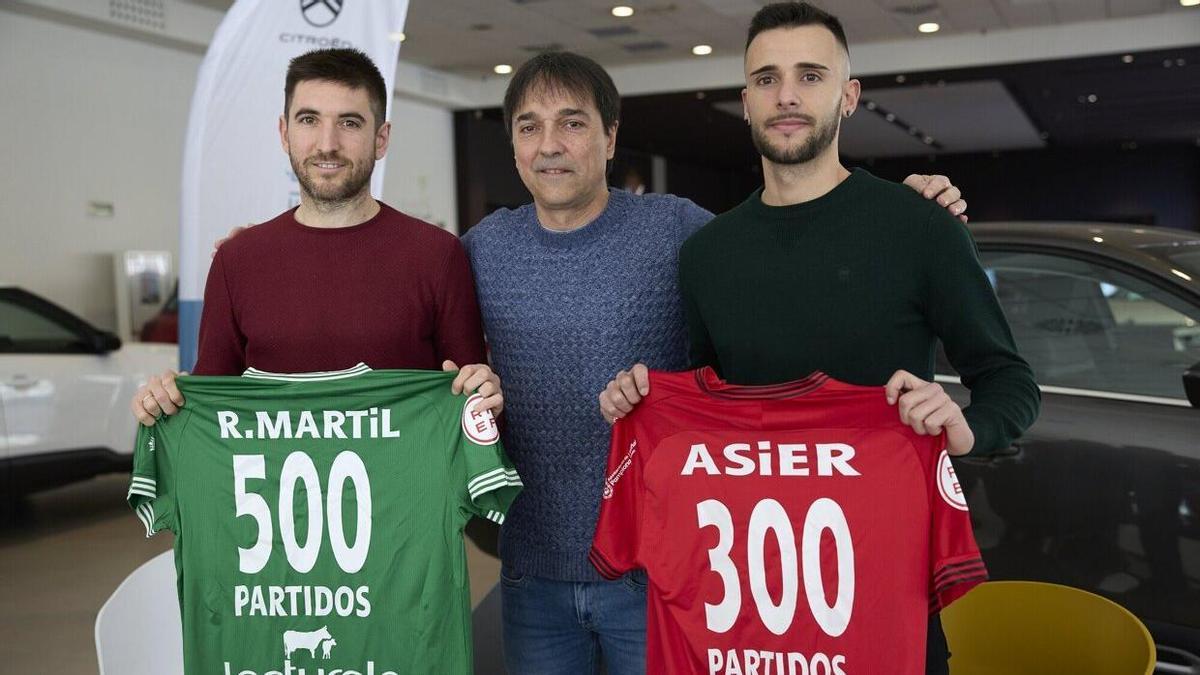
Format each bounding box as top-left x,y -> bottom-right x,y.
678,169 -> 1039,455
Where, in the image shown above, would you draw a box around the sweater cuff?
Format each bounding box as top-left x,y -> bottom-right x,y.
962,406 -> 1000,456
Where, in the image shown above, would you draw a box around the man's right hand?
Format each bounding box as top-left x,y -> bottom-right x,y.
131,370 -> 185,426
211,224 -> 252,257
599,363 -> 650,424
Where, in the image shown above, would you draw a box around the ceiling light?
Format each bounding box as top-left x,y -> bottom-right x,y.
1087,94 -> 1098,103
918,22 -> 940,33
612,5 -> 634,17
1092,236 -> 1104,243
865,101 -> 877,110
1181,0 -> 1199,7
692,45 -> 713,56
1172,269 -> 1194,281
494,64 -> 513,75
895,75 -> 906,83
1121,54 -> 1134,63
388,31 -> 406,43
885,113 -> 896,122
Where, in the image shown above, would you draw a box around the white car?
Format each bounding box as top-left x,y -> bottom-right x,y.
0,285 -> 177,497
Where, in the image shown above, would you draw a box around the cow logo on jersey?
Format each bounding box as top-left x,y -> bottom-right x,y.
603,440 -> 638,499
936,450 -> 968,511
462,393 -> 499,445
283,626 -> 333,660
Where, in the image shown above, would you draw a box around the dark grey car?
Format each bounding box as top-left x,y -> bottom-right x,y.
937,222 -> 1200,674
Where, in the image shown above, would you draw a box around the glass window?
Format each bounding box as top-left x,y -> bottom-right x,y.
0,297 -> 83,352
974,250 -> 1200,399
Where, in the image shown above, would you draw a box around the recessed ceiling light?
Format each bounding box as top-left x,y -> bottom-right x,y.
1121,54 -> 1134,63
1087,93 -> 1098,103
1181,0 -> 1199,7
612,5 -> 634,17
885,113 -> 896,122
918,22 -> 940,33
388,31 -> 406,43
895,75 -> 906,83
494,64 -> 513,75
692,45 -> 713,56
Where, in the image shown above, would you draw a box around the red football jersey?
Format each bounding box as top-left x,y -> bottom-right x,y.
590,368 -> 986,675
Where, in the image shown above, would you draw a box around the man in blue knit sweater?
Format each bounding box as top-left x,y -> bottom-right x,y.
461,52 -> 970,674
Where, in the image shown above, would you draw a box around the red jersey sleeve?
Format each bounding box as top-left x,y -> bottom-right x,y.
927,442 -> 988,613
589,418 -> 646,580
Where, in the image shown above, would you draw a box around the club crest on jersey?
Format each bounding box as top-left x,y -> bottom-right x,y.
937,450 -> 968,511
462,393 -> 499,445
603,440 -> 638,499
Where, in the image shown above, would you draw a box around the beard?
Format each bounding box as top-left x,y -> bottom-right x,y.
750,101 -> 841,166
291,151 -> 375,206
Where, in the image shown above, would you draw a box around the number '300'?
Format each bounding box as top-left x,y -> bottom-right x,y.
233,451 -> 372,574
699,498 -> 853,637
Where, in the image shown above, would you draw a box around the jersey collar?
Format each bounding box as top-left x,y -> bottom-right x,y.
241,362 -> 373,382
694,366 -> 830,400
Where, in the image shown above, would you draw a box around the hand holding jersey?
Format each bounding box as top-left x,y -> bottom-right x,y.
131,360 -> 506,426
885,370 -> 974,456
591,368 -> 986,674
127,367 -> 522,674
602,365 -> 974,455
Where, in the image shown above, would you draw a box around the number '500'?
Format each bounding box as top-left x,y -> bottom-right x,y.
699,498 -> 853,638
233,451 -> 372,574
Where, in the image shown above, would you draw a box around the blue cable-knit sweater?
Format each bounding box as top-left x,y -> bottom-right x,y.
462,189 -> 713,581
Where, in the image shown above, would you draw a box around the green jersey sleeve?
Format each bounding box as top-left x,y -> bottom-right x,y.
127,421 -> 179,537
457,393 -> 522,525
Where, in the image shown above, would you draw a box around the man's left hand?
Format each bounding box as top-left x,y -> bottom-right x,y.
903,174 -> 968,224
443,360 -> 504,416
885,370 -> 974,456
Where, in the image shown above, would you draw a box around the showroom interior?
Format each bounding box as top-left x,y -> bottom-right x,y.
1,0 -> 1199,673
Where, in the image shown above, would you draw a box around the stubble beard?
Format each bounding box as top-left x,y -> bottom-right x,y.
750,100 -> 842,166
291,151 -> 375,209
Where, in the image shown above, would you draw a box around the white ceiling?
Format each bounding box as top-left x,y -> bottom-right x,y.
182,0 -> 1194,77
395,0 -> 1187,75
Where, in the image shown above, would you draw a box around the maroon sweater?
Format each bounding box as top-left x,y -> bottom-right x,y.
192,203 -> 486,376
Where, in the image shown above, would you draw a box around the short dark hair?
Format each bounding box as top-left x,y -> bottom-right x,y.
284,48 -> 388,128
745,2 -> 850,58
502,51 -> 620,138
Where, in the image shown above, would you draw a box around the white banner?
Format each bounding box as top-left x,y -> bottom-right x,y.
179,0 -> 410,370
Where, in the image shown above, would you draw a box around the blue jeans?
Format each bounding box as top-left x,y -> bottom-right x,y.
500,568 -> 647,675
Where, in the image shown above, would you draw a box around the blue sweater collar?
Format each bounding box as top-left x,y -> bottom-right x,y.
531,189 -> 632,249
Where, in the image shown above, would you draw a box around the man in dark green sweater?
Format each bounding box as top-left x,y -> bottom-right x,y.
598,2 -> 1040,674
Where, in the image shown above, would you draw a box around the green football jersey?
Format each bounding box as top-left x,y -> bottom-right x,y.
127,364 -> 522,675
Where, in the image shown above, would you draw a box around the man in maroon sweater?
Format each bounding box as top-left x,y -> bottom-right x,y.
131,49 -> 502,422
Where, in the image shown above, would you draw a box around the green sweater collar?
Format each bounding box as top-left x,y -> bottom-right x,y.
741,167 -> 871,220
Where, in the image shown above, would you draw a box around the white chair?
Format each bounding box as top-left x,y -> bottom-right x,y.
95,550 -> 184,675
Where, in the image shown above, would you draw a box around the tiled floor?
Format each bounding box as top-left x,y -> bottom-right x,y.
0,473 -> 502,673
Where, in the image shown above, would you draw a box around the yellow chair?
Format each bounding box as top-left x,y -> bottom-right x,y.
941,580 -> 1156,675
